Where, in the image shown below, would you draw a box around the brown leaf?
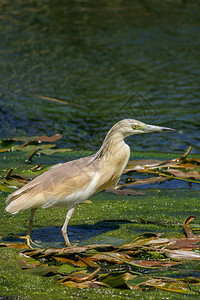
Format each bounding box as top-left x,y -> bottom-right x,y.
123,147 -> 200,185
166,169 -> 200,180
89,253 -> 123,264
3,168 -> 14,179
36,134 -> 63,142
118,233 -> 165,250
85,244 -> 116,252
48,246 -> 89,255
106,187 -> 145,196
124,159 -> 163,173
168,238 -> 200,250
36,95 -> 82,107
129,260 -> 179,268
21,248 -> 48,258
122,176 -> 168,186
130,237 -> 170,247
67,267 -> 101,283
55,256 -> 100,268
0,242 -> 29,249
62,280 -> 101,288
54,257 -> 88,267
184,216 -> 196,238
176,162 -> 200,170
23,244 -> 115,259
30,164 -> 43,171
78,257 -> 100,268
187,158 -> 200,164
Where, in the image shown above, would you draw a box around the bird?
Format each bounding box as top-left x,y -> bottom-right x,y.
5,119 -> 175,247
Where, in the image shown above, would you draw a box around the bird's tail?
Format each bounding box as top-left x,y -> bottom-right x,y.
6,186 -> 40,213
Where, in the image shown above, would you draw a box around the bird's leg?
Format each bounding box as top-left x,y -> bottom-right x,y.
17,208 -> 38,248
26,208 -> 37,247
62,206 -> 77,247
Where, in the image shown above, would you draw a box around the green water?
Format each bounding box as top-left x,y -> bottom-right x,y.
0,0 -> 200,298
0,0 -> 200,152
0,150 -> 200,298
1,183 -> 200,299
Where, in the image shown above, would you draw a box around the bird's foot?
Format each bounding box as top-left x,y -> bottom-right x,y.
64,241 -> 79,248
14,234 -> 40,248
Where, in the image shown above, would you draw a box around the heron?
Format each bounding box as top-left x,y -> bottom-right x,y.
5,119 -> 175,247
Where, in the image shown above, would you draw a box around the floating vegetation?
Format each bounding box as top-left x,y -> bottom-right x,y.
1,217 -> 200,294
1,136 -> 200,294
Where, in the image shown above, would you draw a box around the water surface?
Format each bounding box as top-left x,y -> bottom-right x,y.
0,0 -> 199,153
0,1 -> 200,299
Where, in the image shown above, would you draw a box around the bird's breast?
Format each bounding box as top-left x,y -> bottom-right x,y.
95,143 -> 130,192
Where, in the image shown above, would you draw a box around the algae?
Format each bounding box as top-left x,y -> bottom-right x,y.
0,149 -> 200,298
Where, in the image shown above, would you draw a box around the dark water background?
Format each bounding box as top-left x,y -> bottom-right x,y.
0,0 -> 200,153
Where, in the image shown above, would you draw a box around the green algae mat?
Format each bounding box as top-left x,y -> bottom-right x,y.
1,136 -> 200,299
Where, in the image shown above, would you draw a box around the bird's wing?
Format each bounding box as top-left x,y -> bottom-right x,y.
6,156 -> 99,213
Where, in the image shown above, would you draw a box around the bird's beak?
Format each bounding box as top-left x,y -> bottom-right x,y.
140,124 -> 176,133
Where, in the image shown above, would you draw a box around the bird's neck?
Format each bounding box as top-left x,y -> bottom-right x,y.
86,132 -> 129,166
100,133 -> 126,158
98,133 -> 131,187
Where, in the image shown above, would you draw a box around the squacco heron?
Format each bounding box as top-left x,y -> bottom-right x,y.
6,119 -> 175,247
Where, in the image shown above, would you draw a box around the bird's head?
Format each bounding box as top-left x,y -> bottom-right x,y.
113,119 -> 176,138
86,118 -> 176,165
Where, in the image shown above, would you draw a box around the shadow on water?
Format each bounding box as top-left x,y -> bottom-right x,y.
3,219 -> 134,247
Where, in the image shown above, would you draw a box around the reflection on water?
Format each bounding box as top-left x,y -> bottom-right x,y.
0,0 -> 200,153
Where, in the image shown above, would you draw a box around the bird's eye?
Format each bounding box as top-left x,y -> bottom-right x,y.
132,125 -> 137,130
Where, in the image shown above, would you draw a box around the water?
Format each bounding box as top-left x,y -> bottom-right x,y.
0,0 -> 199,154
1,3 -> 200,297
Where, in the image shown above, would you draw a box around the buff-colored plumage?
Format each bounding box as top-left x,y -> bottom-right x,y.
6,119 -> 175,247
